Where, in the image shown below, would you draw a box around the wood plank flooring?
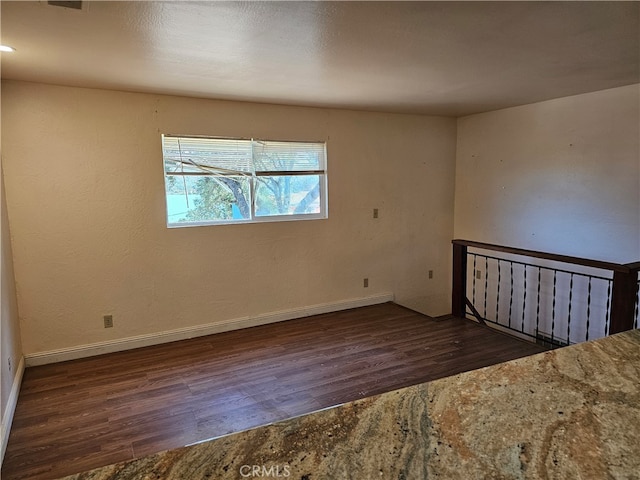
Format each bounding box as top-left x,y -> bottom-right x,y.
2,302 -> 547,480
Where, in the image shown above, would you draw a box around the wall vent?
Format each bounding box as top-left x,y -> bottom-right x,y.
48,1 -> 83,10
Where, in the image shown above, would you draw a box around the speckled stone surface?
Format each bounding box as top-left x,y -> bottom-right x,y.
61,330 -> 640,479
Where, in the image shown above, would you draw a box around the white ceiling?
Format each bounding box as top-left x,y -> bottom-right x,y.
1,1 -> 638,116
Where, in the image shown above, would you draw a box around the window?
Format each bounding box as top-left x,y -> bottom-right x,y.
162,135 -> 327,227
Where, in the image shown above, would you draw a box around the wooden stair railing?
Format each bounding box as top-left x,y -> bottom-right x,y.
452,239 -> 640,346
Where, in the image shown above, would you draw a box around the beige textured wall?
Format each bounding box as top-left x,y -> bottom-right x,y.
1,165 -> 21,420
2,81 -> 456,356
1,74 -> 23,434
454,84 -> 640,263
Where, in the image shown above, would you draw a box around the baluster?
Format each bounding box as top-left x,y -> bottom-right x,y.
635,280 -> 639,330
484,256 -> 489,319
508,261 -> 514,329
496,259 -> 501,323
472,254 -> 477,307
567,273 -> 573,345
536,267 -> 541,337
551,270 -> 557,346
586,277 -> 592,341
605,279 -> 612,336
521,265 -> 527,333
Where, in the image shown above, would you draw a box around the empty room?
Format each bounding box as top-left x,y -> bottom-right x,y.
1,1 -> 639,479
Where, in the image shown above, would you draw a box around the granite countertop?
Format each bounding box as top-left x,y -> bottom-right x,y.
62,329 -> 640,479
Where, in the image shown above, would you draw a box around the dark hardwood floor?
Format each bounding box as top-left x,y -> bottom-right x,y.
2,302 -> 547,480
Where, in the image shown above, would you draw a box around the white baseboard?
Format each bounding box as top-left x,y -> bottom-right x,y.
25,292 -> 395,367
1,355 -> 25,465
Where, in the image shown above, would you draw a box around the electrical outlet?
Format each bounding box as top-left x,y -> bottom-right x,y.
8,357 -> 12,373
363,278 -> 369,288
373,208 -> 379,219
103,314 -> 113,328
476,270 -> 482,279
428,270 -> 433,279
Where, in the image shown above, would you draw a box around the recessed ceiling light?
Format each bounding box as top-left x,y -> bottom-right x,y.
0,45 -> 16,52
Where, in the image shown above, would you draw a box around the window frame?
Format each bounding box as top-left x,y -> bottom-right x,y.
162,135 -> 328,227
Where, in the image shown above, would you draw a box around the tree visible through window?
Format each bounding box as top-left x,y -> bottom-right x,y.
162,136 -> 327,226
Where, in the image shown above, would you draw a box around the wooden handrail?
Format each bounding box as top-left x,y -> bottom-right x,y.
452,239 -> 640,337
624,261 -> 640,271
452,239 -> 633,273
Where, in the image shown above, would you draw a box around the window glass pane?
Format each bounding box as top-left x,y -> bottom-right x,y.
166,175 -> 250,224
255,175 -> 322,217
253,141 -> 325,172
165,175 -> 200,223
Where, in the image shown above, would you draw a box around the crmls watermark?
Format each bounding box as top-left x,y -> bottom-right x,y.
239,464 -> 291,478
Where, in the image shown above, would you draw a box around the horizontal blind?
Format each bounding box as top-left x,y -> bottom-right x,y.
163,136 -> 253,174
252,140 -> 326,172
163,136 -> 326,175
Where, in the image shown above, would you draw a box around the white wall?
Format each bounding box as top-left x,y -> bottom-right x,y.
454,84 -> 640,263
1,81 -> 457,358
